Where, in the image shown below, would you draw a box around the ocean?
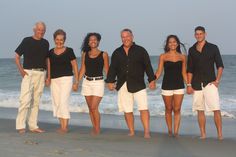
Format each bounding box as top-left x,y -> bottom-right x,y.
0,55 -> 235,118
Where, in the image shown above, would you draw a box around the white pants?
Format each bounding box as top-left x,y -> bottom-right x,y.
50,76 -> 73,119
16,69 -> 46,130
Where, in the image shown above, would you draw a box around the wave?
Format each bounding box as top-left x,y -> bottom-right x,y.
0,90 -> 235,119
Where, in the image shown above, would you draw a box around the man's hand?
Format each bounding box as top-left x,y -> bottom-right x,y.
210,81 -> 219,88
21,70 -> 28,78
107,83 -> 116,91
149,80 -> 156,90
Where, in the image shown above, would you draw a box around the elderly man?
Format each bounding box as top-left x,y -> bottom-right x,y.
106,28 -> 156,138
15,21 -> 50,134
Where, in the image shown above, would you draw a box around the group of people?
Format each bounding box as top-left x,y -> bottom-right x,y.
15,21 -> 224,140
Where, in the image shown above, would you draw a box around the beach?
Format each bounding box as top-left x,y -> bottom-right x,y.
0,107 -> 236,157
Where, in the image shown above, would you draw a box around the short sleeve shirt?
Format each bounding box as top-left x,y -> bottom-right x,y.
49,47 -> 76,79
15,37 -> 49,69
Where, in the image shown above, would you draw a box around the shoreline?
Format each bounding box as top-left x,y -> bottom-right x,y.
0,118 -> 236,157
0,107 -> 235,140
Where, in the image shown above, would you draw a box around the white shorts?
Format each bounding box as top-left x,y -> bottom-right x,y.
81,78 -> 104,97
118,82 -> 148,113
161,89 -> 185,96
193,83 -> 220,112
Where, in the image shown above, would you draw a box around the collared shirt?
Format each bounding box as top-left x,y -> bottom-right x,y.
187,41 -> 224,90
105,43 -> 156,93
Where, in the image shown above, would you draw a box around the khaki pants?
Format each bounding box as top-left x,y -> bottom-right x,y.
16,69 -> 46,130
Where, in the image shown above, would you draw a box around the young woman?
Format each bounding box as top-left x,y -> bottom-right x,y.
155,35 -> 187,137
79,33 -> 109,135
49,29 -> 79,133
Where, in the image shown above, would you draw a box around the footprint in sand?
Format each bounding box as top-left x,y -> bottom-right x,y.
24,140 -> 38,145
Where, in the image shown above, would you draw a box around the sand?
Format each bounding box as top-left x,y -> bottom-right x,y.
0,107 -> 235,157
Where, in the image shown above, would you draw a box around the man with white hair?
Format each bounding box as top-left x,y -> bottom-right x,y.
15,21 -> 50,134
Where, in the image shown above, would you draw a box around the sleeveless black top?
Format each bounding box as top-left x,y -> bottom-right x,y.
161,61 -> 184,90
85,51 -> 104,77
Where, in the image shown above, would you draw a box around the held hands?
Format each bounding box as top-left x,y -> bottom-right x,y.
107,83 -> 116,91
186,86 -> 194,94
45,78 -> 51,87
72,83 -> 79,92
149,80 -> 156,90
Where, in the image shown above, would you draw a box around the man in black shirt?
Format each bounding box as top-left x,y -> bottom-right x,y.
15,21 -> 50,134
106,29 -> 156,138
187,26 -> 224,140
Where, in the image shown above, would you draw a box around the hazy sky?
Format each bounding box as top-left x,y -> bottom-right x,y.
0,0 -> 235,58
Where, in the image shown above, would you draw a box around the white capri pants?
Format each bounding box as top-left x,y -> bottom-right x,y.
50,76 -> 73,119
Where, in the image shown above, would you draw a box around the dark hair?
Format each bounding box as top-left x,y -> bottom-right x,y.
121,28 -> 133,35
195,26 -> 206,32
164,35 -> 186,54
81,32 -> 101,53
53,29 -> 66,40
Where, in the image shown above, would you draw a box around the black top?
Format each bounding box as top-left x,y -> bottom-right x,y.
105,43 -> 156,93
15,37 -> 49,69
162,61 -> 184,90
85,51 -> 104,77
187,41 -> 224,90
49,47 -> 76,79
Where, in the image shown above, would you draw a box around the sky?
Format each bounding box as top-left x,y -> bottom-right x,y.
0,0 -> 235,58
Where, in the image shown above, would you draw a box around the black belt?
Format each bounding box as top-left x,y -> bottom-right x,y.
26,68 -> 45,71
84,76 -> 103,81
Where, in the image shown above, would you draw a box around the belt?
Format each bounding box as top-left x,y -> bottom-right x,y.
84,76 -> 103,81
27,68 -> 45,72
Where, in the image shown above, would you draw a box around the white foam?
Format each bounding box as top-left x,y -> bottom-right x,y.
0,90 -> 235,119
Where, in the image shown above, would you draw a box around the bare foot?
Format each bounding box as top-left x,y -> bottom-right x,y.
91,130 -> 100,136
144,133 -> 151,139
17,129 -> 26,134
30,128 -> 45,133
56,128 -> 68,134
168,131 -> 173,137
174,133 -> 179,138
128,131 -> 135,137
218,136 -> 223,140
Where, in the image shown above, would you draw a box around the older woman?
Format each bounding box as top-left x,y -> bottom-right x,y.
48,29 -> 79,133
78,32 -> 109,135
155,35 -> 187,137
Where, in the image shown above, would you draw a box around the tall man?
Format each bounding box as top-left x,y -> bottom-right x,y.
187,26 -> 224,140
15,22 -> 50,134
106,29 -> 156,138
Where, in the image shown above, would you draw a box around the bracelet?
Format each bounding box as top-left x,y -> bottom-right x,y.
215,80 -> 220,84
186,83 -> 192,87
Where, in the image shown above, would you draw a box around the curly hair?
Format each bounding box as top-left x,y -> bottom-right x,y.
81,32 -> 101,53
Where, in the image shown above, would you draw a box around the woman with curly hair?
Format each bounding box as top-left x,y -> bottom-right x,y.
78,32 -> 109,135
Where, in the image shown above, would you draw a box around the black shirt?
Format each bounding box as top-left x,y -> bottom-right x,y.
49,47 -> 76,79
187,41 -> 224,90
15,37 -> 49,69
162,61 -> 184,90
85,51 -> 104,77
105,43 -> 156,93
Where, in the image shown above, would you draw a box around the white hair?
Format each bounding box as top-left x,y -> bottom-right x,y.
33,21 -> 46,30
